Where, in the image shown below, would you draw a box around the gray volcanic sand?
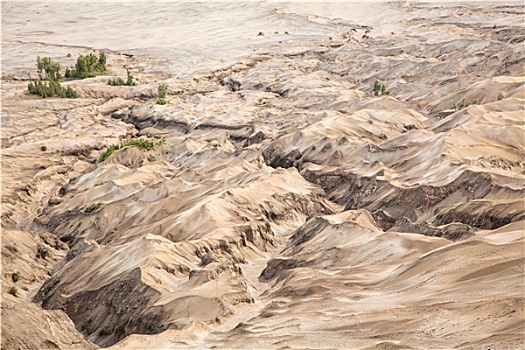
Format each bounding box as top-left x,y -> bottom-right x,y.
1,1 -> 524,349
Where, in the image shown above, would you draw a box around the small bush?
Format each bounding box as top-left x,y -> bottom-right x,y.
36,245 -> 50,259
11,272 -> 21,283
84,202 -> 103,213
40,145 -> 47,151
66,51 -> 107,79
9,286 -> 18,297
157,83 -> 168,105
62,86 -> 79,98
108,69 -> 136,86
28,78 -> 72,98
36,56 -> 61,81
100,144 -> 121,162
27,56 -> 79,98
126,69 -> 136,86
454,99 -> 477,111
372,80 -> 389,96
108,77 -> 125,86
100,138 -> 166,162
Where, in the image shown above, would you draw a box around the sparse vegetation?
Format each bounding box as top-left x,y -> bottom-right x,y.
36,245 -> 50,259
108,69 -> 136,86
108,77 -> 126,86
27,56 -> 79,98
11,272 -> 21,283
84,202 -> 103,213
100,144 -> 121,162
157,83 -> 168,105
9,286 -> 18,297
454,98 -> 477,111
125,69 -> 135,86
40,145 -> 47,151
28,79 -> 79,98
36,56 -> 61,81
65,51 -> 107,79
100,138 -> 166,162
373,80 -> 389,96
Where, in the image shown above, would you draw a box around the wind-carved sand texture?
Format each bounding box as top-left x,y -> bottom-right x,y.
1,1 -> 524,349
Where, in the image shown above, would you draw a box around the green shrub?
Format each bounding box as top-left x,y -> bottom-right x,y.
36,245 -> 50,259
28,78 -> 60,98
11,272 -> 21,283
157,83 -> 168,105
27,56 -> 79,98
108,77 -> 125,86
66,51 -> 107,79
84,202 -> 103,213
108,69 -> 136,86
62,86 -> 79,98
454,99 -> 477,111
9,286 -> 18,297
100,138 -> 166,162
100,144 -> 122,162
36,56 -> 61,81
373,80 -> 389,96
126,69 -> 136,86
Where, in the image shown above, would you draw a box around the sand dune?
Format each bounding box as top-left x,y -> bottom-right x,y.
2,1 -> 524,349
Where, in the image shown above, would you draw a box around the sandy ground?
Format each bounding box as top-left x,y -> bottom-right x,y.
1,1 -> 524,349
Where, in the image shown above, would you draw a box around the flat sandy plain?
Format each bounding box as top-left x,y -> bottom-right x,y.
1,1 -> 524,349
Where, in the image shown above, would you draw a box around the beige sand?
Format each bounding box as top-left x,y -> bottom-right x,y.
1,1 -> 524,349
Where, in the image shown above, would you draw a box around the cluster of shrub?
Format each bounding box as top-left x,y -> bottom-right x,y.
372,80 -> 389,96
65,51 -> 107,79
28,79 -> 78,98
100,138 -> 166,162
108,69 -> 136,86
27,56 -> 80,98
28,51 -> 108,98
454,98 -> 477,111
157,83 -> 168,105
84,202 -> 103,213
28,51 -> 170,106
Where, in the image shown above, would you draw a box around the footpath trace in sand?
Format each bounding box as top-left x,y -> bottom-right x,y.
1,1 -> 524,349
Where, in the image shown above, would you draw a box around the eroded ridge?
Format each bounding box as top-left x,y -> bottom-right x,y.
2,1 -> 524,349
